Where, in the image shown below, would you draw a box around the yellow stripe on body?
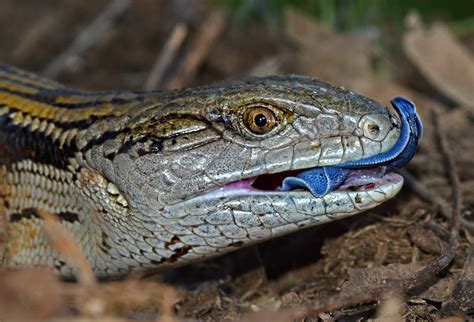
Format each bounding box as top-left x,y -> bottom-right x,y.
0,66 -> 150,153
0,82 -> 140,124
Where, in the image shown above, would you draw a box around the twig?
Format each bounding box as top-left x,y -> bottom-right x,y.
400,169 -> 474,233
38,209 -> 97,287
277,109 -> 463,319
42,0 -> 131,78
144,23 -> 188,90
432,111 -> 462,235
165,9 -> 227,90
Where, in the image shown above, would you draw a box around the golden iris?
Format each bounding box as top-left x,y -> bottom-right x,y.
243,106 -> 277,134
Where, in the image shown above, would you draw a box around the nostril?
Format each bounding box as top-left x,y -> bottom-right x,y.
367,124 -> 380,136
360,114 -> 390,141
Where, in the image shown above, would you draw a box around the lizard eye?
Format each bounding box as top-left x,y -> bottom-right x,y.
243,106 -> 278,134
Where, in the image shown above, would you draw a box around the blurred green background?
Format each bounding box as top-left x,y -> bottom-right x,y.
217,0 -> 474,35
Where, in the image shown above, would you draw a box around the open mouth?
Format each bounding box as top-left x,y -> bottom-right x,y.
222,166 -> 398,196
216,97 -> 421,198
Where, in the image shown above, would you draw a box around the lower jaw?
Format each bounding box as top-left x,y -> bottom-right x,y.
164,172 -> 403,219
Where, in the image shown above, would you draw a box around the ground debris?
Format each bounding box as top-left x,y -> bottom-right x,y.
0,269 -> 66,321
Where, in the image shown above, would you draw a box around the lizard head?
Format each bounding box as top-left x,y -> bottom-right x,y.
80,75 -> 419,268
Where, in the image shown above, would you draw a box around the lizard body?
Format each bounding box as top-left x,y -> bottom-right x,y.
0,66 -> 420,278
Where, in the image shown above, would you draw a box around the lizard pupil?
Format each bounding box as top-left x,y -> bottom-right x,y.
254,114 -> 267,127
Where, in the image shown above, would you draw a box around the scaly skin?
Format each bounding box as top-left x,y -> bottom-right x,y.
0,66 -> 403,278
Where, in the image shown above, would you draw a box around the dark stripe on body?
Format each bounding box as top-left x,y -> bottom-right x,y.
9,208 -> 80,223
9,208 -> 40,222
0,114 -> 75,169
79,130 -> 125,153
57,212 -> 80,223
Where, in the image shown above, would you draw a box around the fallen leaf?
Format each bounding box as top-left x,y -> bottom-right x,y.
283,8 -> 372,89
407,225 -> 446,255
342,263 -> 422,293
403,14 -> 474,109
419,276 -> 457,303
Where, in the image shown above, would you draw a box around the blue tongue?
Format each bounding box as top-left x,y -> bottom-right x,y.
280,167 -> 351,197
281,97 -> 423,197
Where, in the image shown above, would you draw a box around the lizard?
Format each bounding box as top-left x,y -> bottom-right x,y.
0,65 -> 422,278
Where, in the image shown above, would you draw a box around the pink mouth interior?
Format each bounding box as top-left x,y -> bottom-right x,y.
222,167 -> 396,193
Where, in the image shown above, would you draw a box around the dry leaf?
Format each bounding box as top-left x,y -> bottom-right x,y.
342,263 -> 422,292
403,14 -> 474,108
283,8 -> 372,88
